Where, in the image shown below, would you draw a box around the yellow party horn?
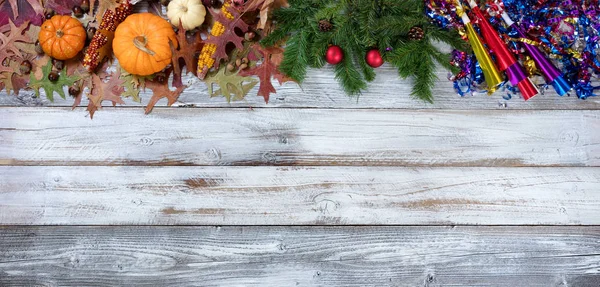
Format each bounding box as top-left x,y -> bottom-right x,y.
457,3 -> 503,93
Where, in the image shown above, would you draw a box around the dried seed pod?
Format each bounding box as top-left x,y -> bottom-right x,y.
48,71 -> 60,82
226,63 -> 235,71
235,59 -> 242,67
241,57 -> 248,64
19,60 -> 32,75
239,63 -> 248,70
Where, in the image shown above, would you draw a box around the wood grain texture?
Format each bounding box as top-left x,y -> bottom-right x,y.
1,108 -> 598,167
2,67 -> 599,110
1,166 -> 599,225
0,226 -> 599,287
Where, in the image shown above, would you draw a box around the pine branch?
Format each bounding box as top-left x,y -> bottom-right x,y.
412,53 -> 436,103
279,30 -> 310,82
334,51 -> 367,95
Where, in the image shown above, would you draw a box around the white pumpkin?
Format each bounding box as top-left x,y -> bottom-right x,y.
167,0 -> 206,30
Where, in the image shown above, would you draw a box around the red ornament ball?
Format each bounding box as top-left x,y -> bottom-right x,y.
365,49 -> 384,68
325,45 -> 344,65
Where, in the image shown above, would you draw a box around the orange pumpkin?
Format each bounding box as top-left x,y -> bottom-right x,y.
113,13 -> 177,76
39,15 -> 86,60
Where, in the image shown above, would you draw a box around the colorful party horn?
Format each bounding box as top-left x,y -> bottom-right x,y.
500,12 -> 572,96
467,0 -> 539,100
460,11 -> 503,92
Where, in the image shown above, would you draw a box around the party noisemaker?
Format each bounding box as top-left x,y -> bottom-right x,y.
467,0 -> 539,100
457,4 -> 503,92
500,12 -> 572,96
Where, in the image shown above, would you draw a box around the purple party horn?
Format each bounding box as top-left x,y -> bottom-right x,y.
501,12 -> 572,96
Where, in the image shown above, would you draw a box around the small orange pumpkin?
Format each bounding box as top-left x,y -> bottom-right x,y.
39,15 -> 86,60
113,13 -> 177,76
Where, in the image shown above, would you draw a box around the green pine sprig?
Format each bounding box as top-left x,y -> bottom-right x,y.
262,0 -> 464,103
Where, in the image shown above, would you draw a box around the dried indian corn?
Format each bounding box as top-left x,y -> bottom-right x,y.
197,1 -> 235,79
83,0 -> 132,72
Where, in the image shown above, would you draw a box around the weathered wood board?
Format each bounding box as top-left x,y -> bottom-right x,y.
2,67 -> 599,109
1,108 -> 598,167
1,166 -> 599,225
1,226 -> 599,287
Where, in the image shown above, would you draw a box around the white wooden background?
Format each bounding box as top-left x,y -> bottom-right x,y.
1,64 -> 600,286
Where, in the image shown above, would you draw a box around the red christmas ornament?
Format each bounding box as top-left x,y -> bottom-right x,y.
365,49 -> 383,68
325,45 -> 344,65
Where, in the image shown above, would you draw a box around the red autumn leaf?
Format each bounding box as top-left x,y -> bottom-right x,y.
87,73 -> 125,118
144,80 -> 186,114
239,44 -> 292,103
204,7 -> 249,68
171,23 -> 202,88
0,0 -> 43,27
45,0 -> 83,15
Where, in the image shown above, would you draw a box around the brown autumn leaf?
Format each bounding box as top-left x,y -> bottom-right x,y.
239,44 -> 292,103
86,73 -> 125,118
171,23 -> 202,88
144,80 -> 186,114
204,7 -> 249,69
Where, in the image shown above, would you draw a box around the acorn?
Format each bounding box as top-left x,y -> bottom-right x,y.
244,31 -> 256,41
44,8 -> 55,20
68,85 -> 81,97
19,60 -> 32,75
73,6 -> 84,18
86,26 -> 96,42
48,71 -> 59,82
35,40 -> 44,54
52,59 -> 65,70
155,73 -> 166,83
80,0 -> 90,13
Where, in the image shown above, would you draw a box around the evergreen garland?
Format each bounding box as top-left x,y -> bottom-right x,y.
262,0 -> 466,102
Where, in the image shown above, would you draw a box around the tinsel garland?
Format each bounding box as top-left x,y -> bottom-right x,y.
427,0 -> 600,100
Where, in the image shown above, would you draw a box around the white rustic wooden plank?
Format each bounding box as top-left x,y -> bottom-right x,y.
1,108 -> 598,166
2,66 -> 599,109
1,166 -> 599,225
1,226 -> 598,286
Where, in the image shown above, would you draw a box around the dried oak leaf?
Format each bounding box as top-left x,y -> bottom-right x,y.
0,0 -> 43,27
120,69 -> 142,103
144,80 -> 186,114
0,21 -> 33,73
239,44 -> 292,103
243,0 -> 288,30
29,60 -> 80,101
87,73 -> 125,118
205,67 -> 258,102
204,7 -> 249,69
171,23 -> 202,88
